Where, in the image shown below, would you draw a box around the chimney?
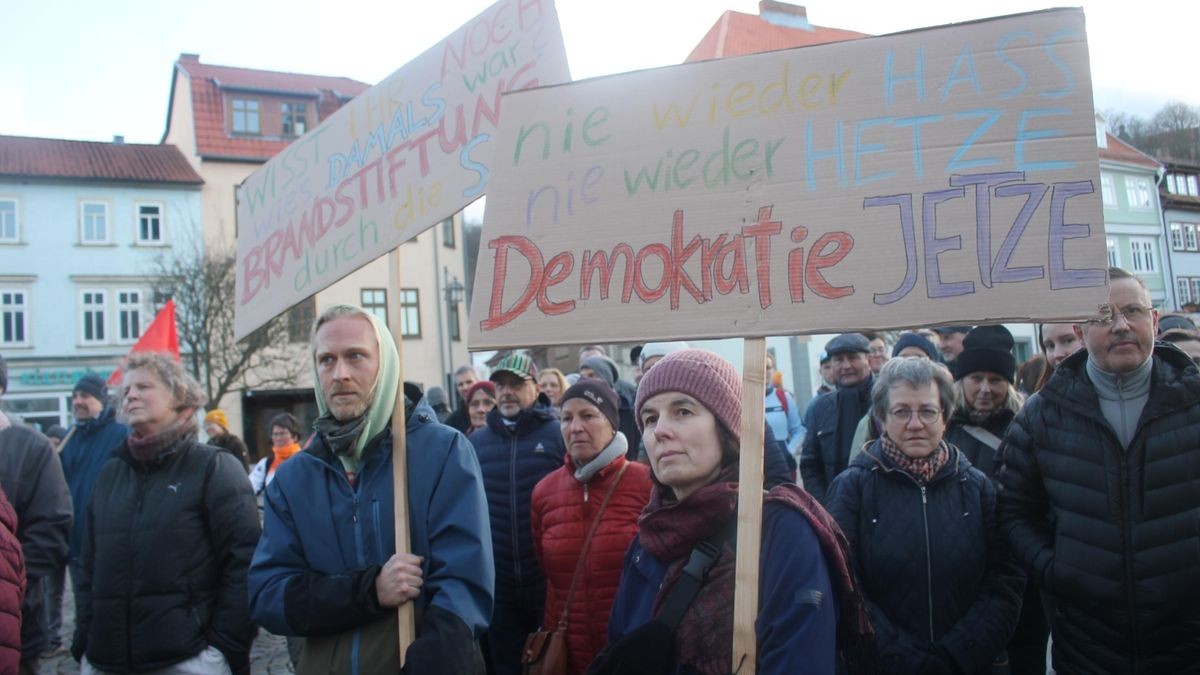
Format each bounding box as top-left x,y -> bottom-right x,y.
113,135 -> 125,145
1094,113 -> 1108,149
759,1 -> 812,30
179,53 -> 200,64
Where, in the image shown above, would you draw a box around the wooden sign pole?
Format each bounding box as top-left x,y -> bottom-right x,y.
732,337 -> 767,674
386,248 -> 416,664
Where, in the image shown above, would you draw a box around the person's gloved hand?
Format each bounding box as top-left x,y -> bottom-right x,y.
585,620 -> 674,675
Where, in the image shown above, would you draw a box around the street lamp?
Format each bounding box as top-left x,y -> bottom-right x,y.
443,267 -> 465,401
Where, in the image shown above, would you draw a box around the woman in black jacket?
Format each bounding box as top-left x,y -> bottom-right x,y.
73,353 -> 260,675
827,357 -> 1024,674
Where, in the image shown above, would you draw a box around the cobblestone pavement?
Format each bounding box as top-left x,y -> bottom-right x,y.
37,586 -> 294,674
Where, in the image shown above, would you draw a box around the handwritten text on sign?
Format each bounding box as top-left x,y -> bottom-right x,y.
233,0 -> 570,340
469,9 -> 1107,349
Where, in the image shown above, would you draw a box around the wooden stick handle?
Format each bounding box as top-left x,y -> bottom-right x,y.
387,248 -> 416,664
732,337 -> 767,675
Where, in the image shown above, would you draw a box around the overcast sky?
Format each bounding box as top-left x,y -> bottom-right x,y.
3,0 -> 1197,146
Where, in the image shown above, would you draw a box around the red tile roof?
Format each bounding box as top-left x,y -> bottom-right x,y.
686,10 -> 868,62
0,135 -> 203,184
170,54 -> 371,161
1100,133 -> 1161,170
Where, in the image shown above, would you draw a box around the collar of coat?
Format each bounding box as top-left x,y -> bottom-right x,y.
1040,343 -> 1200,424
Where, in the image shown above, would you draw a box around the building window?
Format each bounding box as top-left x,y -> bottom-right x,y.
1188,224 -> 1199,251
399,289 -> 420,337
1130,238 -> 1157,273
282,102 -> 308,136
232,98 -> 261,134
0,199 -> 18,243
442,218 -> 456,248
117,290 -> 142,343
448,302 -> 461,342
1171,223 -> 1184,250
1192,279 -> 1200,305
81,202 -> 109,243
1178,278 -> 1191,306
1126,176 -> 1153,209
1101,173 -> 1116,206
287,297 -> 315,343
1107,237 -> 1119,267
361,288 -> 387,325
81,290 -> 106,344
136,203 -> 163,243
1,290 -> 28,346
1189,175 -> 1200,197
1168,174 -> 1179,194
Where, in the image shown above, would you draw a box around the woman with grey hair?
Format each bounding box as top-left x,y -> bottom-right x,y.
73,353 -> 260,675
826,357 -> 1024,674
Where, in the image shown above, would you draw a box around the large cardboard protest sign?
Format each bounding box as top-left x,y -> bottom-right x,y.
233,0 -> 570,340
469,9 -> 1107,349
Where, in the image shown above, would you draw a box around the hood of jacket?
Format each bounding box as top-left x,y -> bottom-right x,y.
483,393 -> 558,436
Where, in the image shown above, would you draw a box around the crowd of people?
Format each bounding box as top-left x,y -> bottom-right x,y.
0,264 -> 1198,674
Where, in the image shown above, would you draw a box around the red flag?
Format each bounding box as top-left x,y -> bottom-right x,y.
108,300 -> 181,385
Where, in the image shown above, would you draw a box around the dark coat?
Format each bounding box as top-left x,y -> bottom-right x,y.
999,345 -> 1200,674
468,396 -> 565,594
801,377 -> 873,504
827,442 -> 1024,675
945,408 -> 1015,479
74,436 -> 260,674
207,431 -> 250,472
0,486 -> 25,673
59,406 -> 128,562
0,423 -> 72,660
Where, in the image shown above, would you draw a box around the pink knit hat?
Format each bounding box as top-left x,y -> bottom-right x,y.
635,349 -> 742,437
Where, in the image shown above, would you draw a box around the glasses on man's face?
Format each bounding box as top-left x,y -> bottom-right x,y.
868,347 -> 888,356
888,407 -> 942,424
1086,304 -> 1152,326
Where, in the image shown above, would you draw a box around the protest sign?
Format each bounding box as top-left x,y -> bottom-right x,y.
469,8 -> 1107,349
233,0 -> 571,340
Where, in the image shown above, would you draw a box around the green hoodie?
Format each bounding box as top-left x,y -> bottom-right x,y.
312,307 -> 400,476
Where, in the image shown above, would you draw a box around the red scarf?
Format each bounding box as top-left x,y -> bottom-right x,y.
638,465 -> 874,674
879,434 -> 951,485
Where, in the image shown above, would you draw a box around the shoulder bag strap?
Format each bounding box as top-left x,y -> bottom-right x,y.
962,424 -> 1003,451
655,519 -> 736,630
557,461 -> 630,629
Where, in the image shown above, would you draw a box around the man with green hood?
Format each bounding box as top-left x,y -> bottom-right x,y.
248,305 -> 494,674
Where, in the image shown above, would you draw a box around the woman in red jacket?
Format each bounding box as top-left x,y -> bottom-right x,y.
0,485 -> 24,675
531,380 -> 653,675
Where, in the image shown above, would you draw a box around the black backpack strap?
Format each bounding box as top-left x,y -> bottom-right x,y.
656,521 -> 736,630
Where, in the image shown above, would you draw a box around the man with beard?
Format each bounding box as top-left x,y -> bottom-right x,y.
468,353 -> 565,675
1000,268 -> 1200,673
248,305 -> 493,675
933,325 -> 972,367
801,333 -> 875,504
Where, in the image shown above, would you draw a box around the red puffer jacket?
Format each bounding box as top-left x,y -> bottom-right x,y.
531,455 -> 652,675
0,485 -> 25,673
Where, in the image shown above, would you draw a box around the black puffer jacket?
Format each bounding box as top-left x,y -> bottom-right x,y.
801,376 -> 873,503
74,435 -> 260,674
999,345 -> 1200,674
945,408 -> 1015,478
827,441 -> 1024,674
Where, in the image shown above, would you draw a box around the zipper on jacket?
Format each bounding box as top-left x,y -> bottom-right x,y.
509,432 -> 523,586
1114,373 -> 1142,667
920,485 -> 935,642
126,470 -> 148,668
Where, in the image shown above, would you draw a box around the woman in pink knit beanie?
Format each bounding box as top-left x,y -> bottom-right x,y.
589,349 -> 874,675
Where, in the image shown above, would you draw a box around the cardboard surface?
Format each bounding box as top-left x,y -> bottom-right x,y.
233,0 -> 571,339
469,9 -> 1108,349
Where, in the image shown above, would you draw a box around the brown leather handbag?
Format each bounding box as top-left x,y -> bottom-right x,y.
522,463 -> 630,675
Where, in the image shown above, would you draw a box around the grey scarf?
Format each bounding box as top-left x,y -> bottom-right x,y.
313,412 -> 369,458
574,432 -> 627,483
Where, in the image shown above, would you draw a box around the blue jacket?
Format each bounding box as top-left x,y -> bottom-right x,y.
764,386 -> 804,458
468,397 -> 565,592
59,406 -> 127,561
248,400 -> 493,672
607,502 -> 838,674
827,442 -> 1024,674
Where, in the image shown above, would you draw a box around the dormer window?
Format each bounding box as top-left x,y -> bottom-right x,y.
282,102 -> 308,137
232,98 -> 261,135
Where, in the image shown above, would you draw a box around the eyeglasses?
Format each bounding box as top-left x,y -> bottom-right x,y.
868,348 -> 888,356
1086,304 -> 1152,326
887,407 -> 942,424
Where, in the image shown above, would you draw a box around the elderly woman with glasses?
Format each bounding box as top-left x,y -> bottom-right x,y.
826,357 -> 1023,675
